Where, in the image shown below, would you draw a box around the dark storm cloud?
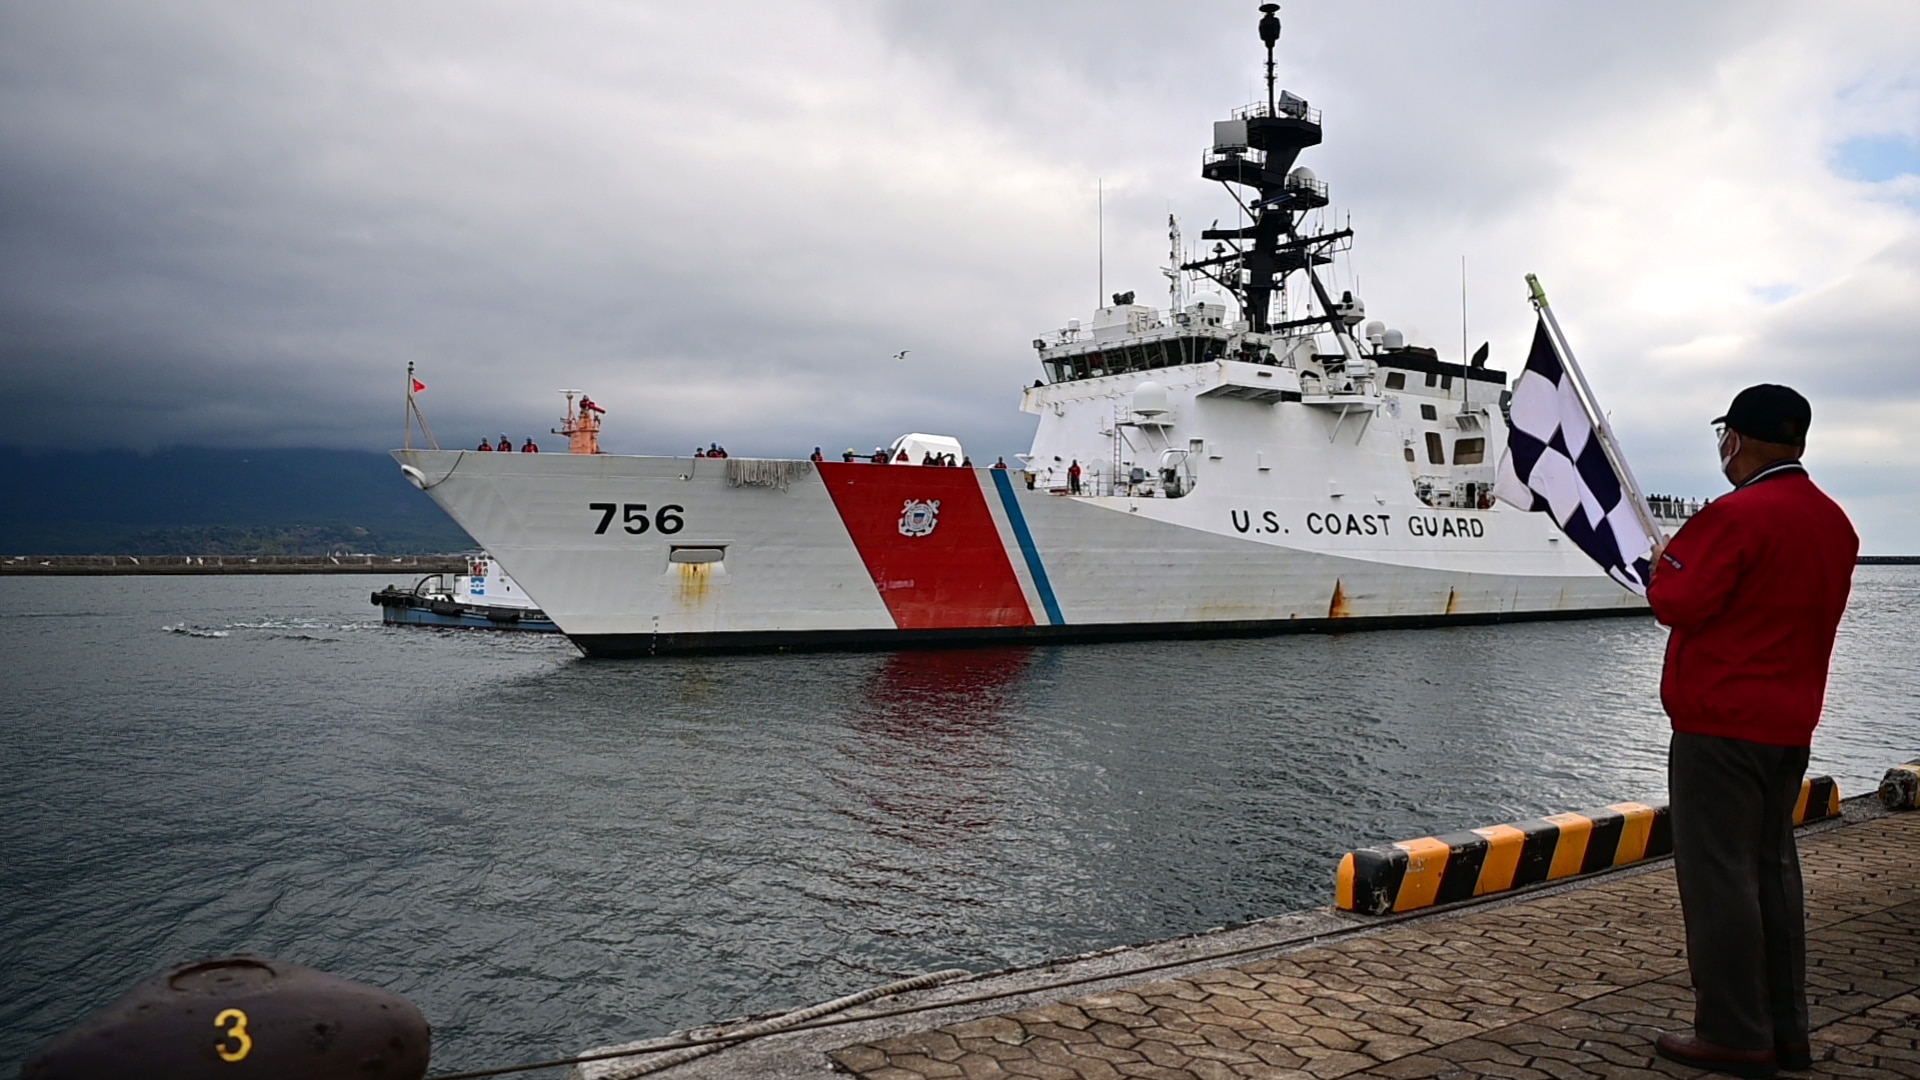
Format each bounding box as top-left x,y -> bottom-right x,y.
3,1 -> 1919,541
0,1 -> 1112,460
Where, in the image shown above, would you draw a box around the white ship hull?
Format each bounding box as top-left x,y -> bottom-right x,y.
394,443 -> 1644,658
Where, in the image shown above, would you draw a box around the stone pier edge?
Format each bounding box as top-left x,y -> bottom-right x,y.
570,792 -> 1902,1080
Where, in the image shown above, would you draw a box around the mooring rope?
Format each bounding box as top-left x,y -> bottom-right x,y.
594,967 -> 970,1080
423,968 -> 971,1080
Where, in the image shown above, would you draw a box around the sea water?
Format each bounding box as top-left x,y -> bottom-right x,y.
2,570 -> 1915,1072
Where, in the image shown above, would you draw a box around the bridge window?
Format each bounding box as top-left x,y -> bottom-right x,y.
1420,404 -> 1437,420
1426,432 -> 1445,465
1453,438 -> 1486,465
1385,371 -> 1406,390
1041,336 -> 1226,384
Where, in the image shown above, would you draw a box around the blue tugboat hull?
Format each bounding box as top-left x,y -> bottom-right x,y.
371,587 -> 561,633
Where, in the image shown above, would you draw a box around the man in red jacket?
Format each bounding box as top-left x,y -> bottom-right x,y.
1647,384 -> 1857,1078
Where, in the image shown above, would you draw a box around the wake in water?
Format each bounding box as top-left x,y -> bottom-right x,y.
158,617 -> 396,641
160,622 -> 229,638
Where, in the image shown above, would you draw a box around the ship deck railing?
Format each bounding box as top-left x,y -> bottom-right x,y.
1232,99 -> 1321,125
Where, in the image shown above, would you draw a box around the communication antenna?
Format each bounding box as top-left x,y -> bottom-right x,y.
1258,4 -> 1281,115
1164,213 -> 1184,313
1097,178 -> 1104,309
1461,255 -> 1468,368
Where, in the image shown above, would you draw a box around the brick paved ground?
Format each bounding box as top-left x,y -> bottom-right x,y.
826,812 -> 1919,1080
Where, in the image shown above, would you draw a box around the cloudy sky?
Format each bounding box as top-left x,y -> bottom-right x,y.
4,1 -> 1920,548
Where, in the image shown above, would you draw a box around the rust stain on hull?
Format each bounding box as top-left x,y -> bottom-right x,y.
1329,579 -> 1351,618
1444,587 -> 1458,616
677,562 -> 712,607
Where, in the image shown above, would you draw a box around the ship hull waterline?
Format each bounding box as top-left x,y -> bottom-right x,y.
394,449 -> 1648,658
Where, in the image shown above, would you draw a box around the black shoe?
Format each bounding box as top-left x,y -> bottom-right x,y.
1655,1032 -> 1779,1078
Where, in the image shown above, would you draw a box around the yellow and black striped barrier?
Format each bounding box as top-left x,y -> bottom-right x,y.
1881,759 -> 1920,811
1336,775 -> 1842,916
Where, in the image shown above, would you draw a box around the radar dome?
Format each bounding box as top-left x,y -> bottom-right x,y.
1289,166 -> 1316,184
1382,328 -> 1405,350
1363,320 -> 1386,343
1133,381 -> 1171,416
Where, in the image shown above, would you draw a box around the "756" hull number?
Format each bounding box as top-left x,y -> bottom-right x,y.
590,503 -> 686,535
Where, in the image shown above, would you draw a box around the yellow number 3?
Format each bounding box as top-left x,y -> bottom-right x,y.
214,1008 -> 252,1063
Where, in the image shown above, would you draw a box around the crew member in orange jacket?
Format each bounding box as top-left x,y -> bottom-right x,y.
1647,384 -> 1856,1077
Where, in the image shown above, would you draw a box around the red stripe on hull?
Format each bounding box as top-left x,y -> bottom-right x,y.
817,463 -> 1034,630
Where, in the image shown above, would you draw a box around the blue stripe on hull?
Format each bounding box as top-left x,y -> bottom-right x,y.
989,467 -> 1064,626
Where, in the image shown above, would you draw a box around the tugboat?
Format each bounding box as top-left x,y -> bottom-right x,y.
370,555 -> 560,633
391,7 -> 1652,657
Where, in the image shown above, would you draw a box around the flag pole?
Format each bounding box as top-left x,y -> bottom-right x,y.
1525,274 -> 1662,543
403,362 -> 438,450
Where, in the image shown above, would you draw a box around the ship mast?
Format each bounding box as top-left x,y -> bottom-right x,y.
1183,3 -> 1355,355
1260,2 -> 1278,115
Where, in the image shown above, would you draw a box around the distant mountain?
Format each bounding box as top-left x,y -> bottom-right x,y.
0,447 -> 473,555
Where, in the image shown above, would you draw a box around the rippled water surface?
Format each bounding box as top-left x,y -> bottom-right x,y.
3,571 -> 1916,1072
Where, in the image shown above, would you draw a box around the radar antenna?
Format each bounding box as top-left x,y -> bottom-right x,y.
1183,3 -> 1337,337
1258,4 -> 1280,115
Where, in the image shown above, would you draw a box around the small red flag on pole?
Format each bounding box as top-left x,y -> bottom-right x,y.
412,378 -> 427,393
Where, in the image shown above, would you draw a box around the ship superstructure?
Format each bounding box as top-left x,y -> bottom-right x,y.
392,7 -> 1644,657
1023,4 -> 1502,517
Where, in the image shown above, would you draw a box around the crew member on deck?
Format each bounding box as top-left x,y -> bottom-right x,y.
477,438 -> 493,451
810,447 -> 824,462
1068,459 -> 1082,494
497,434 -> 511,452
992,457 -> 1008,470
522,438 -> 538,452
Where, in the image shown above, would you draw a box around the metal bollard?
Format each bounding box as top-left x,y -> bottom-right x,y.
1880,758 -> 1920,811
21,956 -> 430,1079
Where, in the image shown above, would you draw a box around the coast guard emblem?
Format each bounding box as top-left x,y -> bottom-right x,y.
898,499 -> 940,537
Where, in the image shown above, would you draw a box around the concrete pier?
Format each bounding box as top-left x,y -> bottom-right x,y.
0,553 -> 465,575
578,798 -> 1917,1079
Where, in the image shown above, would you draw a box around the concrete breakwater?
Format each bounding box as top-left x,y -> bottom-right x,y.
0,553 -> 466,575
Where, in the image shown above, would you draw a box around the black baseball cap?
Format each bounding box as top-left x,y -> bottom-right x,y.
1714,383 -> 1810,445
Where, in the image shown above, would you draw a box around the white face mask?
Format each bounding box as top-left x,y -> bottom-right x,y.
1718,428 -> 1741,481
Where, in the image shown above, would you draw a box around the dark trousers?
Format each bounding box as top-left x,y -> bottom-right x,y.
1668,731 -> 1811,1051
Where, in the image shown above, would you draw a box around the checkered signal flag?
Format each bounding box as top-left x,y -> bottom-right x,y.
1492,276 -> 1662,594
